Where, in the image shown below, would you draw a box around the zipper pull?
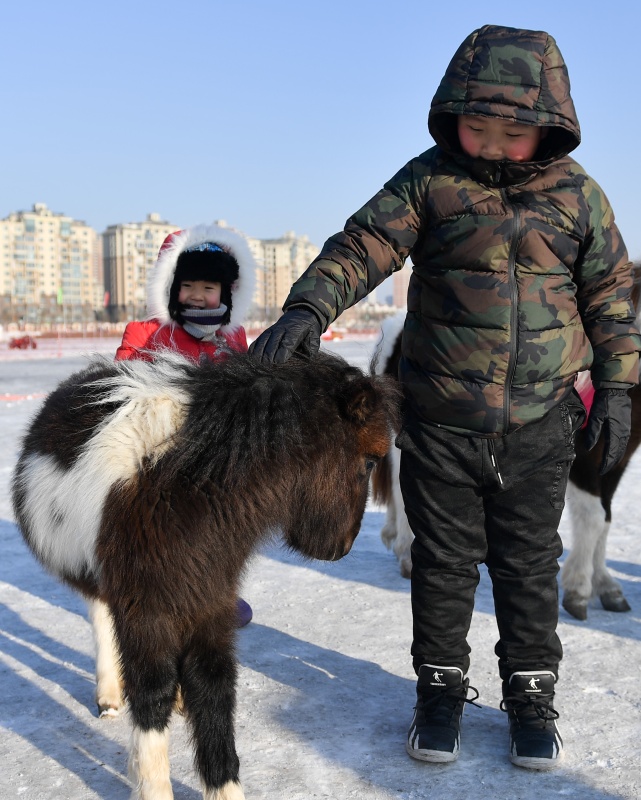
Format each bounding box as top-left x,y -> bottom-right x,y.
489,440 -> 504,486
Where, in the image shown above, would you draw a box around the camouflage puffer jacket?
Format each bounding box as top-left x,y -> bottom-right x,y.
284,25 -> 641,436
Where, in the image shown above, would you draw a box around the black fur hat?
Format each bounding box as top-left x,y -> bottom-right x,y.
168,245 -> 240,326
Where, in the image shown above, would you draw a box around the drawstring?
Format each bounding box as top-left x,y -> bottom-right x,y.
488,440 -> 504,486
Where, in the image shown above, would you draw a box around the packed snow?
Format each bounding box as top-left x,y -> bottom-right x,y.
0,336 -> 639,799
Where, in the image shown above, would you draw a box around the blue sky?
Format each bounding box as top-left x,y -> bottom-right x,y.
2,1 -> 639,259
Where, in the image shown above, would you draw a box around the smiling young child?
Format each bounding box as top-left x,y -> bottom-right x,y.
116,223 -> 257,626
116,224 -> 255,363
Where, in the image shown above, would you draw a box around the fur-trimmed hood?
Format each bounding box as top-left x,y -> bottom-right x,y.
146,224 -> 257,331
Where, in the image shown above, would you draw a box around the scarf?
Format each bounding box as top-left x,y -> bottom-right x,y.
180,304 -> 228,341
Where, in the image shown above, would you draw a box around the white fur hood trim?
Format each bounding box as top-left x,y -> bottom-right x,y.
146,224 -> 257,330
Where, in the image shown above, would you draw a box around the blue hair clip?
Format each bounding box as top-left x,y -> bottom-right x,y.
185,242 -> 224,254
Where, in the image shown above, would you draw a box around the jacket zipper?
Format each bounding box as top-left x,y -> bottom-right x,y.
501,188 -> 521,435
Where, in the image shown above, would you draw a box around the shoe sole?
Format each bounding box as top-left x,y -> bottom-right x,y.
510,753 -> 563,771
406,742 -> 459,763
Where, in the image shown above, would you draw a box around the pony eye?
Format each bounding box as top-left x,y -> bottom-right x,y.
365,457 -> 378,472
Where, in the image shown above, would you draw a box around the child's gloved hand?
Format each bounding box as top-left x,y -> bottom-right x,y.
584,387 -> 632,474
248,308 -> 322,364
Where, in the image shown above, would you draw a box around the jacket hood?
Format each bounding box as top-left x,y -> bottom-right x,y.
428,25 -> 581,169
146,223 -> 256,330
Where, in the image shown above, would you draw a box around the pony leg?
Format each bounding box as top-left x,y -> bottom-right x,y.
561,484 -> 604,620
180,618 -> 244,800
128,727 -> 172,800
390,444 -> 413,579
202,783 -> 245,800
114,618 -> 179,800
591,522 -> 631,613
380,498 -> 397,551
87,598 -> 124,717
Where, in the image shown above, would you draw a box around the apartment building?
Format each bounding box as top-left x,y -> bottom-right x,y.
256,231 -> 320,322
212,222 -> 320,323
0,203 -> 101,325
392,263 -> 411,308
102,213 -> 179,321
1,205 -> 321,326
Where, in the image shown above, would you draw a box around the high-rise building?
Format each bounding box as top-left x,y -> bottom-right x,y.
256,231 -> 320,322
102,212 -> 180,321
392,262 -> 411,309
0,206 -> 320,327
0,202 -> 102,325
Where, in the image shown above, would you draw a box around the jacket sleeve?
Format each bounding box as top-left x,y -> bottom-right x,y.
226,326 -> 248,353
283,154 -> 433,327
575,178 -> 641,386
115,322 -> 154,361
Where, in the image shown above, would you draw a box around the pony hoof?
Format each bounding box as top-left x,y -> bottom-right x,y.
381,530 -> 395,549
399,559 -> 412,579
98,704 -> 121,719
562,593 -> 588,621
599,591 -> 631,613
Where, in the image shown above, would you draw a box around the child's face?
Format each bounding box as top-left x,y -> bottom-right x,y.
457,115 -> 543,162
178,280 -> 222,309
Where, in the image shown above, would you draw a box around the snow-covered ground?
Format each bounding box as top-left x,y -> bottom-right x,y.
0,337 -> 639,800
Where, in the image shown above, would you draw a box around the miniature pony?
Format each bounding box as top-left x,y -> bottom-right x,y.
12,350 -> 399,800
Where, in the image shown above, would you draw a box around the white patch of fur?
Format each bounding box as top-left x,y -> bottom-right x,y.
17,357 -> 189,579
88,598 -> 123,716
563,482 -> 623,599
203,781 -> 246,800
372,311 -> 406,376
379,441 -> 413,578
562,483 -> 608,599
146,223 -> 257,331
371,313 -> 415,576
128,727 -> 172,800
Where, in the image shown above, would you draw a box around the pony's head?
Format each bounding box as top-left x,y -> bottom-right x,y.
278,357 -> 401,561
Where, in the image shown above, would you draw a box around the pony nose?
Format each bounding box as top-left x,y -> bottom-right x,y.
333,533 -> 356,560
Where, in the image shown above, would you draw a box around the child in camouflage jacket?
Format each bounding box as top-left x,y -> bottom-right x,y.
249,25 -> 641,769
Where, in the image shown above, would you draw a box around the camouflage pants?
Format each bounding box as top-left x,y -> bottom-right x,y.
398,393 -> 586,681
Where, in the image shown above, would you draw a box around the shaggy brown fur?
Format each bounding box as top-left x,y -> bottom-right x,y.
11,350 -> 400,800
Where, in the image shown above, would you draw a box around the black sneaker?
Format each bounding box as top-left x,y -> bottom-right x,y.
406,665 -> 479,763
501,671 -> 563,770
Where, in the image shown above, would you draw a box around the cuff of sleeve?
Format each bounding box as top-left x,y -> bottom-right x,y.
592,381 -> 633,390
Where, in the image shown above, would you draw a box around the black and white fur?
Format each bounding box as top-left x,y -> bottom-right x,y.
12,350 -> 399,800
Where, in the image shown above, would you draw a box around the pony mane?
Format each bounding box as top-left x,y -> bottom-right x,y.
134,350 -> 379,488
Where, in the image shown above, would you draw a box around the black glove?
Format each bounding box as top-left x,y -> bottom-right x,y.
584,387 -> 632,474
248,308 -> 322,364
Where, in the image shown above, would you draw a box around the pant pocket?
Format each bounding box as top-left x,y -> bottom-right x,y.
550,460 -> 571,510
560,392 -> 586,455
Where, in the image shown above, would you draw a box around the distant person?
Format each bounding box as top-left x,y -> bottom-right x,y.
117,223 -> 256,627
249,25 -> 641,768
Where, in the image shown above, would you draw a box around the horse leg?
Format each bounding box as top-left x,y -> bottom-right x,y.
591,522 -> 631,612
114,617 -> 179,800
87,598 -> 123,717
389,444 -> 413,579
129,728 -> 172,800
380,497 -> 397,552
561,483 -> 603,620
591,468 -> 632,613
180,615 -> 244,800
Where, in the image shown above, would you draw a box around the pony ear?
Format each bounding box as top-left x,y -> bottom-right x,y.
341,379 -> 379,427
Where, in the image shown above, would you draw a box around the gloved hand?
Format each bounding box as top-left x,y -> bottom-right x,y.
248,308 -> 322,364
584,387 -> 632,474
